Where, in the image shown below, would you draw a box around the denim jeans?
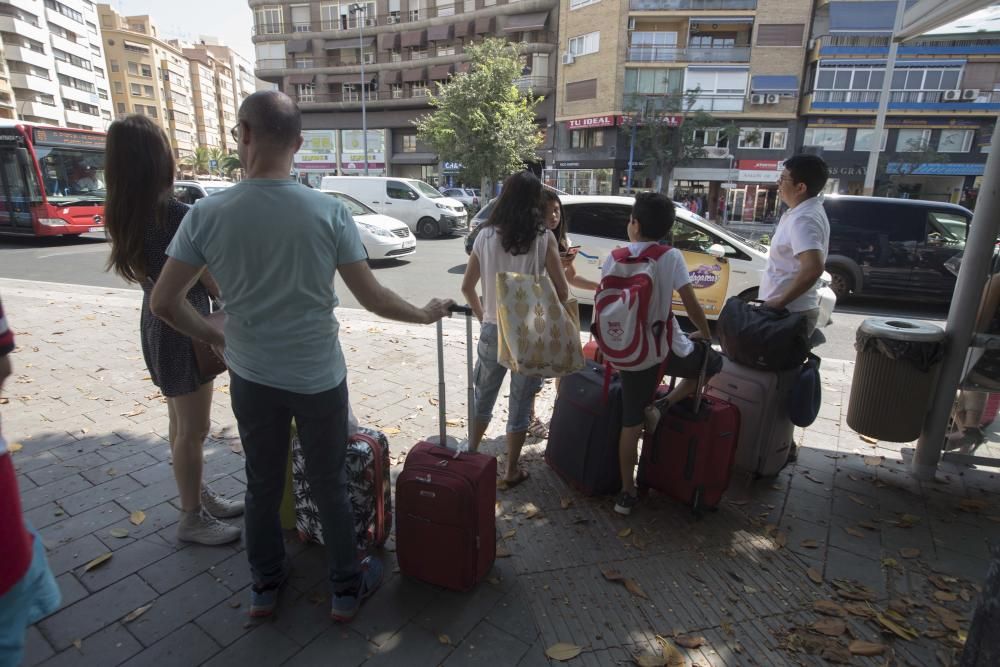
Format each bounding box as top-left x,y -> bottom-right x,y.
229,372 -> 359,593
474,323 -> 543,433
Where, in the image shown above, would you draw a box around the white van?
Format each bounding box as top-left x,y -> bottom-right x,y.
319,176 -> 468,238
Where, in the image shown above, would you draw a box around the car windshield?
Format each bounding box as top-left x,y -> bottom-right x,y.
326,191 -> 376,216
930,211 -> 969,244
679,208 -> 768,253
35,145 -> 106,203
411,180 -> 443,198
203,185 -> 230,194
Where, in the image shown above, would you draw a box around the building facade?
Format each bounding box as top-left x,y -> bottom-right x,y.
552,0 -> 811,222
0,33 -> 16,119
0,0 -> 113,130
178,44 -> 240,151
249,0 -> 558,187
800,1 -> 998,207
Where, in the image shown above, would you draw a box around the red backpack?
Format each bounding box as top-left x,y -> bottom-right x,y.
592,244 -> 673,371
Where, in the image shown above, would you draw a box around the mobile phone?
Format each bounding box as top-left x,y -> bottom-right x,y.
561,245 -> 581,257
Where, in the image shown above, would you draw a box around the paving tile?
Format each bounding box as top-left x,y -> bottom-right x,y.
128,572 -> 231,647
57,475 -> 143,516
26,451 -> 108,487
39,502 -> 129,549
362,623 -> 454,666
98,501 -> 180,549
80,451 -> 158,485
822,546 -> 887,601
38,574 -> 157,651
24,501 -> 68,530
48,434 -> 124,462
193,587 -> 255,648
208,549 -> 252,593
485,585 -> 540,644
282,625 -> 373,666
827,517 -> 884,561
200,623 -> 299,667
35,623 -> 143,667
138,542 -> 238,594
22,626 -> 55,667
119,622 -> 221,667
16,472 -> 38,490
19,474 -> 92,511
441,620 -> 531,667
128,459 -> 174,486
44,534 -> 110,576
413,583 -> 505,646
117,477 -> 181,513
54,572 -> 88,609
76,537 -> 174,593
348,573 -> 442,647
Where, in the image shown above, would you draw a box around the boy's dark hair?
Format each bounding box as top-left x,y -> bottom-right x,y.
631,192 -> 675,241
783,154 -> 829,197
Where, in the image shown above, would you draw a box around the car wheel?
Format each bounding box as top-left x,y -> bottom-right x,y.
416,217 -> 439,239
737,287 -> 759,303
828,268 -> 852,301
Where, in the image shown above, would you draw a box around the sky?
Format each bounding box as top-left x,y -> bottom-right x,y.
112,0 -> 255,62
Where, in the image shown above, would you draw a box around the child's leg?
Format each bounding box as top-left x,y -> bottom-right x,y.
618,424 -> 643,494
616,365 -> 663,496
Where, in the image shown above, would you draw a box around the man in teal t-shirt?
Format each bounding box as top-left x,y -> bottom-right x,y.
151,91 -> 453,623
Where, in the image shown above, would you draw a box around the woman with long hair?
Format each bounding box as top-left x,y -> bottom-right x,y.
104,115 -> 242,545
461,172 -> 571,487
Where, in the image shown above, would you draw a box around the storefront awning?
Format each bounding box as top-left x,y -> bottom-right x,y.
829,1 -> 896,33
402,67 -> 427,82
750,75 -> 799,92
400,30 -> 426,48
886,162 -> 985,176
286,40 -> 311,53
428,64 -> 453,80
287,73 -> 315,85
427,24 -> 453,41
503,12 -> 549,32
123,40 -> 149,51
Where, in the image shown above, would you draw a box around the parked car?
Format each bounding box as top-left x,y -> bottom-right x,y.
822,195 -> 972,301
467,195 -> 836,324
440,187 -> 480,212
320,176 -> 467,239
322,190 -> 416,260
173,180 -> 233,204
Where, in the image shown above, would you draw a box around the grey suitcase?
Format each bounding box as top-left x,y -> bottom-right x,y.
705,355 -> 798,478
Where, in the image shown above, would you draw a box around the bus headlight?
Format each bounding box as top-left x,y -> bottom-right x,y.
39,218 -> 68,227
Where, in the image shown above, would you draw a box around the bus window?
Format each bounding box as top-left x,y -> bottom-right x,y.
35,146 -> 106,199
0,147 -> 41,229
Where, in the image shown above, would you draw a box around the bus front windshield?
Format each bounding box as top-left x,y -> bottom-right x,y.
34,146 -> 107,203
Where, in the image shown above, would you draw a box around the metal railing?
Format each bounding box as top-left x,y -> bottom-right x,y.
514,75 -> 553,92
628,0 -> 756,9
687,94 -> 746,112
811,90 -> 1000,104
818,35 -> 890,49
253,4 -> 484,36
627,45 -> 750,63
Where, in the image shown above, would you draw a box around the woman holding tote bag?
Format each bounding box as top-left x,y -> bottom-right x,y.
461,172 -> 573,488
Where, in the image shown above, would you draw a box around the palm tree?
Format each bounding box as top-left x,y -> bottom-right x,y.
206,147 -> 225,176
219,153 -> 242,179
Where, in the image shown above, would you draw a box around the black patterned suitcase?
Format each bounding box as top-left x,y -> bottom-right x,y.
291,425 -> 391,551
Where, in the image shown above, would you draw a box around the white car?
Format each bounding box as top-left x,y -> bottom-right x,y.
323,190 -> 416,260
173,180 -> 233,204
558,195 -> 835,325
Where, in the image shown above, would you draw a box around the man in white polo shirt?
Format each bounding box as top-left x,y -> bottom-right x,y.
759,154 -> 831,335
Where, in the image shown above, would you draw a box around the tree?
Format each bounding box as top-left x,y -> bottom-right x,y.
184,146 -> 211,175
219,153 -> 242,179
875,137 -> 950,197
621,88 -> 739,195
415,38 -> 543,199
206,147 -> 225,176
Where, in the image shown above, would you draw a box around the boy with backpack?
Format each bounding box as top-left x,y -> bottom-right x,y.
594,192 -> 722,515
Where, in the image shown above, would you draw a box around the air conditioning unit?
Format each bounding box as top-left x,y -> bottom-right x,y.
765,94 -> 780,104
365,17 -> 376,27
963,88 -> 981,100
387,13 -> 400,24
562,52 -> 575,65
749,93 -> 766,105
943,89 -> 962,101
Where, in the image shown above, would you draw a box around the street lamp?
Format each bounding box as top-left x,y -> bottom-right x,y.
349,2 -> 369,175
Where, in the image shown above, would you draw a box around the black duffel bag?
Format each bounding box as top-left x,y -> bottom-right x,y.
717,297 -> 810,371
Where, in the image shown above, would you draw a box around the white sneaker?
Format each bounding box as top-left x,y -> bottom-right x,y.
201,486 -> 245,519
177,507 -> 241,545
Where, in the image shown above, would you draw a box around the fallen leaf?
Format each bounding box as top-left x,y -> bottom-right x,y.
8,442 -> 22,453
674,634 -> 706,649
228,600 -> 241,608
502,529 -> 517,540
863,455 -> 884,466
934,591 -> 958,602
438,634 -> 451,645
383,427 -> 401,436
900,548 -> 921,559
522,503 -> 541,519
560,497 -> 573,509
632,534 -> 647,550
876,613 -> 919,640
122,603 -> 153,623
655,636 -> 686,667
229,441 -> 243,454
83,552 -> 112,573
860,435 -> 879,444
807,567 -> 823,584
858,521 -> 878,531
130,510 -> 146,525
618,527 -> 633,538
109,528 -> 129,539
800,539 -> 819,549
624,578 -> 648,599
445,418 -> 461,427
774,531 -> 787,548
898,513 -> 921,527
821,644 -> 853,664
545,643 -> 583,661
495,547 -> 511,558
72,639 -> 83,650
845,526 -> 866,538
958,498 -> 989,513
882,558 -> 899,569
120,406 -> 146,418
487,576 -> 502,586
843,601 -> 876,618
811,617 -> 846,637
813,600 -> 847,617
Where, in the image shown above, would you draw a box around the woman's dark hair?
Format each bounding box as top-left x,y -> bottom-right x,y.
540,189 -> 567,253
104,115 -> 175,283
486,171 -> 544,255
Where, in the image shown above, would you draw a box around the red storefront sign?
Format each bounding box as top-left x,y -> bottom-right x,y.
566,115 -> 625,130
737,159 -> 783,171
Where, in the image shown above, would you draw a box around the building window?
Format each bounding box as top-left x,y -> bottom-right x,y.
565,78 -> 597,102
94,66 -> 104,79
738,128 -> 787,150
853,129 -> 888,152
296,83 -> 315,101
755,24 -> 804,47
802,127 -> 847,151
117,102 -> 126,114
401,135 -> 417,152
411,81 -> 428,97
569,0 -> 600,8
97,88 -> 108,100
290,4 -> 311,32
254,5 -> 284,35
684,68 -> 748,112
568,32 -> 600,57
692,127 -> 730,148
896,129 -> 931,152
319,3 -> 338,30
390,50 -> 402,63
44,0 -> 83,24
410,48 -> 427,60
569,128 -> 604,149
938,129 -> 974,153
437,45 -> 456,57
625,68 -> 683,97
390,83 -> 403,98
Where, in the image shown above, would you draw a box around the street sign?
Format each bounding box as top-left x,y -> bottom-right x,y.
209,159 -> 218,169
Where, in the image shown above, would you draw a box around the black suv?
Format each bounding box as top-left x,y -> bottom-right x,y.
823,196 -> 972,301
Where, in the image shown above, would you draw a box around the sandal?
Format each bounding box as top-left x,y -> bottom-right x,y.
497,469 -> 530,490
527,417 -> 549,439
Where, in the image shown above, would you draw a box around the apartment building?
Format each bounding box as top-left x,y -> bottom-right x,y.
0,33 -> 15,118
178,44 -> 239,151
199,36 -> 261,103
553,0 -> 811,222
97,5 -> 197,160
800,2 -> 999,206
0,0 -> 113,130
250,0 -> 558,186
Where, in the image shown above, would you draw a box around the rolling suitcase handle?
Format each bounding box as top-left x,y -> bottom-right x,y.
434,304 -> 475,451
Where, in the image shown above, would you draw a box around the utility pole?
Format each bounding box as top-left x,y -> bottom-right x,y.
350,3 -> 369,175
863,0 -> 906,196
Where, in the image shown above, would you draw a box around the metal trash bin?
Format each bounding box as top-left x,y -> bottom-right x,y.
847,318 -> 945,442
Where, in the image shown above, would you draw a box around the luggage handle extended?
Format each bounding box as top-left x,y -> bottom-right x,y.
435,304 -> 476,454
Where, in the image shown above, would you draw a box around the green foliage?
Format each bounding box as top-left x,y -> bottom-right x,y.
219,153 -> 242,178
415,38 -> 543,196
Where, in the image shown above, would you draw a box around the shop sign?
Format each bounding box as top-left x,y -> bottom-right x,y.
566,115 -> 624,130
670,251 -> 731,316
827,165 -> 867,177
444,162 -> 463,171
737,159 -> 783,183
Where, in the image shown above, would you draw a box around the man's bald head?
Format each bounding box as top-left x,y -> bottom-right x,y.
238,91 -> 301,149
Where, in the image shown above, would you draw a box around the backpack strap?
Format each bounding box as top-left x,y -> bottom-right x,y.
638,243 -> 671,262
610,246 -> 631,263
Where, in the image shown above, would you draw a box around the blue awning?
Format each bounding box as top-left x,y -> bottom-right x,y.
886,163 -> 985,176
829,1 -> 896,32
751,75 -> 799,92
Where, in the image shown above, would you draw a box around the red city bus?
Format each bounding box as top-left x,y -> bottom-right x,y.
0,121 -> 106,237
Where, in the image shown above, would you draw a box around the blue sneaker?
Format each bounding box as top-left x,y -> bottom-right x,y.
330,556 -> 384,623
250,563 -> 290,618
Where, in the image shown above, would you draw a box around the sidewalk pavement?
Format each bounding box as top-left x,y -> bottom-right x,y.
2,276 -> 998,667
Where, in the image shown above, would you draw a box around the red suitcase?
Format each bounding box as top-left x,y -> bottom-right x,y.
395,306 -> 497,591
637,350 -> 740,515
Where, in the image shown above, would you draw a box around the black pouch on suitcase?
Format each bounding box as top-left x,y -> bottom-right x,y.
717,297 -> 810,371
545,361 -> 623,496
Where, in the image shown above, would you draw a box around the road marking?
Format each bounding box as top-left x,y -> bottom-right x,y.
37,245 -> 109,259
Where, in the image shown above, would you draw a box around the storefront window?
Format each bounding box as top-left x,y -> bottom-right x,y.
896,129 -> 931,152
569,129 -> 604,149
802,127 -> 847,151
938,129 -> 974,153
853,129 -> 888,152
542,168 -> 613,195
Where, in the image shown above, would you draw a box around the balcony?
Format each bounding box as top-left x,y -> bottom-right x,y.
17,100 -> 61,120
623,92 -> 746,113
9,71 -> 57,95
627,45 -> 750,63
629,0 -> 756,9
809,89 -> 1000,110
0,16 -> 47,43
515,75 -> 553,94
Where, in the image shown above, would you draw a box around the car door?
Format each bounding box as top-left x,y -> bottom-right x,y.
911,208 -> 968,298
562,202 -> 631,301
831,201 -> 919,295
385,180 -> 419,226
670,216 -> 754,318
